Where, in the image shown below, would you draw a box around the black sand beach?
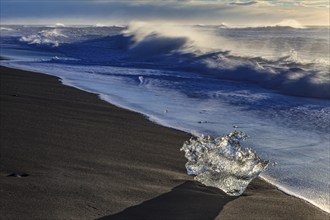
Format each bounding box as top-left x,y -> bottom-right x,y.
1,66 -> 329,219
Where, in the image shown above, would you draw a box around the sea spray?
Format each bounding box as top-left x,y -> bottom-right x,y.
181,130 -> 269,196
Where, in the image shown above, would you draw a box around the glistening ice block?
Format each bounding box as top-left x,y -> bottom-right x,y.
181,131 -> 269,196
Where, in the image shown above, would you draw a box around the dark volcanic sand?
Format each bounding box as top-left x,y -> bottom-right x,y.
0,66 -> 328,219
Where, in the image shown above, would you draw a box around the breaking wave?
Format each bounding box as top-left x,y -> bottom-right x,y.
181,130 -> 269,195
14,24 -> 330,99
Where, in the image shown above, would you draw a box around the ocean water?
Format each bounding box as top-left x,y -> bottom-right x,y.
1,24 -> 329,213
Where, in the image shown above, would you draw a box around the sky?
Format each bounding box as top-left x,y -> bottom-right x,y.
1,0 -> 329,26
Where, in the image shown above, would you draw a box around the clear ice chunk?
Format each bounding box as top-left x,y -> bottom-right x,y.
180,130 -> 269,196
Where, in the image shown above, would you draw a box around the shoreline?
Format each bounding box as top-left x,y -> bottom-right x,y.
3,62 -> 330,214
1,65 -> 329,219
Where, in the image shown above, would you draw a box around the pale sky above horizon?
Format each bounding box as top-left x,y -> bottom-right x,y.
1,0 -> 329,26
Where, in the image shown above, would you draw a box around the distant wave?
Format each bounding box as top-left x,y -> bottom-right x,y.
19,29 -> 67,47
0,27 -> 14,31
272,19 -> 305,29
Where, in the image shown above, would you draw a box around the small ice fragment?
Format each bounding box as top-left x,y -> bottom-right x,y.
138,76 -> 144,84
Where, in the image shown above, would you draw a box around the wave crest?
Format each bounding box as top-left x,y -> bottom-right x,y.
181,130 -> 269,196
20,29 -> 67,47
129,33 -> 188,57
